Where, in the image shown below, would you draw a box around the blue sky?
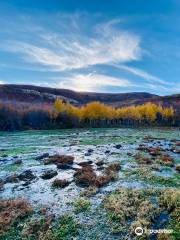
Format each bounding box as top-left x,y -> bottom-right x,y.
0,0 -> 180,95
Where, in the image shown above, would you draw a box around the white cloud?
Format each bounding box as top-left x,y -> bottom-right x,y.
1,19 -> 141,72
56,73 -> 132,92
0,80 -> 5,84
112,64 -> 168,85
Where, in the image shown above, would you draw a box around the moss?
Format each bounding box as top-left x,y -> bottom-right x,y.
125,167 -> 180,187
1,164 -> 21,173
80,186 -> 98,197
52,215 -> 79,240
73,198 -> 91,213
103,188 -> 161,238
159,189 -> 180,240
0,147 -> 36,156
21,216 -> 53,239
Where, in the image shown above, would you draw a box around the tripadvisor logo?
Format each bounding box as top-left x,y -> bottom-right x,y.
135,227 -> 173,236
135,227 -> 144,236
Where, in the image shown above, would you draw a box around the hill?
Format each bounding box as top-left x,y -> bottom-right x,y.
0,84 -> 179,111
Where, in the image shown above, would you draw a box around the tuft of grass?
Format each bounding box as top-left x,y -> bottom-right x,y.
104,162 -> 121,173
52,179 -> 70,188
159,189 -> 180,211
73,198 -> 91,213
80,186 -> 98,197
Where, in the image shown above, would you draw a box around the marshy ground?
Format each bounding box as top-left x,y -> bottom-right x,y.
0,128 -> 179,239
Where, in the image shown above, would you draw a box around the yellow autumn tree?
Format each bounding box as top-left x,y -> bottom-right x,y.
54,98 -> 66,114
54,98 -> 174,124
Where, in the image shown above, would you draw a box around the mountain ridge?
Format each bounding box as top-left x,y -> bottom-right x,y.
0,84 -> 179,111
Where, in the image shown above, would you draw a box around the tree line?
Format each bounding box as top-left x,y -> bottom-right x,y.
0,99 -> 178,131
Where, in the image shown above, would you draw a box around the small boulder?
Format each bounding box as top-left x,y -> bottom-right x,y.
96,160 -> 104,166
35,153 -> 49,161
175,165 -> 180,173
115,144 -> 122,149
78,161 -> 93,167
18,170 -> 36,181
0,179 -> 4,191
5,174 -> 19,183
105,150 -> 110,154
13,159 -> 22,165
88,149 -> 93,153
41,170 -> 58,180
56,163 -> 72,170
84,152 -> 91,156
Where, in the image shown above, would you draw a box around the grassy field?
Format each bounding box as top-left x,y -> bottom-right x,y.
0,128 -> 179,239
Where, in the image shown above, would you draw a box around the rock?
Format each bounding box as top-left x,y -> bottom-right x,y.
127,152 -> 132,156
84,152 -> 91,156
0,179 -> 4,191
88,149 -> 93,153
56,163 -> 73,170
18,170 -> 36,181
5,174 -> 19,183
52,179 -> 70,188
41,170 -> 58,180
35,153 -> 49,160
13,159 -> 22,165
105,150 -> 110,154
96,160 -> 104,166
78,161 -> 93,167
115,144 -> 122,149
175,165 -> 180,173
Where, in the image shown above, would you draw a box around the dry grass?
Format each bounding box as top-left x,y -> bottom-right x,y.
74,166 -> 96,187
0,199 -> 32,234
21,215 -> 53,239
104,162 -> 121,173
135,153 -> 152,165
44,155 -> 74,165
159,154 -> 174,167
159,189 -> 180,211
74,165 -> 117,188
103,188 -> 159,235
52,179 -> 70,188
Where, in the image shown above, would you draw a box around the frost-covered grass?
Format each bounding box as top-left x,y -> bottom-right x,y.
0,128 -> 179,239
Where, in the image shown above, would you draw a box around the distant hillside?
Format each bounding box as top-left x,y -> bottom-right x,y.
0,84 -> 179,111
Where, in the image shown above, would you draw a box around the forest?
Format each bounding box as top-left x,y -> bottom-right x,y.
0,99 -> 178,131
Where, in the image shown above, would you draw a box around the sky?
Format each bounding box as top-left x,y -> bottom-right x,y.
0,0 -> 180,95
